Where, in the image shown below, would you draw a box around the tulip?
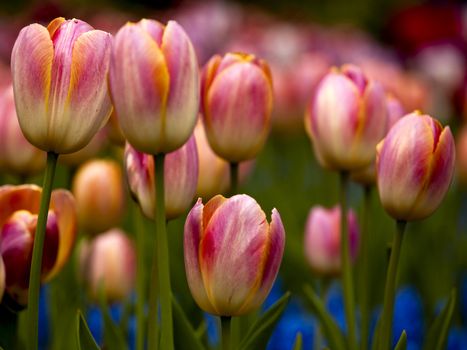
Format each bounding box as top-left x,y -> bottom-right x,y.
124,134 -> 198,220
0,185 -> 76,306
376,112 -> 455,221
79,229 -> 136,302
304,206 -> 359,276
0,85 -> 45,176
201,52 -> 273,162
72,159 -> 125,234
60,127 -> 109,167
110,19 -> 199,155
351,94 -> 406,185
11,17 -> 112,154
306,64 -> 387,170
184,194 -> 285,316
457,126 -> 467,186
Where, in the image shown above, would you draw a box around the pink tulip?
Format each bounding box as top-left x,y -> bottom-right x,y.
0,84 -> 45,175
125,134 -> 198,220
201,52 -> 273,162
11,17 -> 112,154
110,19 -> 199,155
0,185 -> 76,305
304,206 -> 359,276
79,228 -> 136,302
184,194 -> 285,316
306,64 -> 387,170
72,159 -> 125,234
376,112 -> 455,220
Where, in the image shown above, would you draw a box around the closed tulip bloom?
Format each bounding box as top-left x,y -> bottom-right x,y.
0,85 -> 45,175
201,52 -> 273,162
184,194 -> 285,316
306,64 -> 387,170
11,17 -> 112,154
110,19 -> 199,154
80,229 -> 136,302
304,206 -> 359,276
72,159 -> 124,234
125,134 -> 198,220
0,185 -> 76,305
376,112 -> 455,221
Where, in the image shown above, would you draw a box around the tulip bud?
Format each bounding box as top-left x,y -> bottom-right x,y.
125,134 -> 198,220
0,85 -> 45,176
184,194 -> 285,316
201,52 -> 273,162
72,159 -> 125,235
11,17 -> 113,154
79,229 -> 136,302
304,206 -> 359,276
306,64 -> 387,170
351,94 -> 406,185
376,112 -> 455,221
110,19 -> 199,154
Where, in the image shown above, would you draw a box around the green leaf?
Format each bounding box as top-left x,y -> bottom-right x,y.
240,291 -> 291,350
172,296 -> 207,350
76,310 -> 100,350
303,284 -> 346,350
423,289 -> 456,350
292,332 -> 303,350
394,330 -> 407,350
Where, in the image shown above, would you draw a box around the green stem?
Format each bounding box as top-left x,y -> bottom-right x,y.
133,202 -> 146,350
27,151 -> 58,350
221,316 -> 231,350
360,186 -> 372,350
229,162 -> 239,194
339,171 -> 357,350
378,220 -> 406,350
148,153 -> 173,350
230,316 -> 241,350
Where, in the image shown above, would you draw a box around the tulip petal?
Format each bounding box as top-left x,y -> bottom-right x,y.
137,19 -> 164,45
161,21 -> 199,152
11,24 -> 53,148
46,190 -> 77,280
239,208 -> 285,314
0,185 -> 41,228
201,55 -> 221,115
184,199 -> 216,314
200,194 -> 269,316
110,24 -> 170,154
53,30 -> 113,153
205,62 -> 272,162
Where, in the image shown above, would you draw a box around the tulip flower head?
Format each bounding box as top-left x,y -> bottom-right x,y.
124,134 -> 198,220
184,194 -> 285,316
304,205 -> 359,276
11,17 -> 113,154
376,112 -> 455,221
110,19 -> 199,154
0,85 -> 45,175
306,64 -> 387,170
0,185 -> 76,305
201,52 -> 273,162
79,228 -> 136,302
72,159 -> 125,234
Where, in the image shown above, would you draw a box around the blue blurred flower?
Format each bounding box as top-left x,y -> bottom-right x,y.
325,282 -> 347,334
205,312 -> 219,347
447,326 -> 467,350
38,286 -> 50,350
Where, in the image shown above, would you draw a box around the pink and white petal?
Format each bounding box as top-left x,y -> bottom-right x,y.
161,21 -> 199,153
165,134 -> 199,219
54,30 -> 113,154
199,194 -> 269,315
239,208 -> 285,314
110,24 -> 169,154
205,63 -> 272,162
201,55 -> 221,114
46,190 -> 76,280
11,24 -> 53,150
184,199 -> 216,313
137,19 -> 164,45
408,126 -> 455,220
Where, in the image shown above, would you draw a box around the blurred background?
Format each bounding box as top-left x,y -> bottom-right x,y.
0,0 -> 466,349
